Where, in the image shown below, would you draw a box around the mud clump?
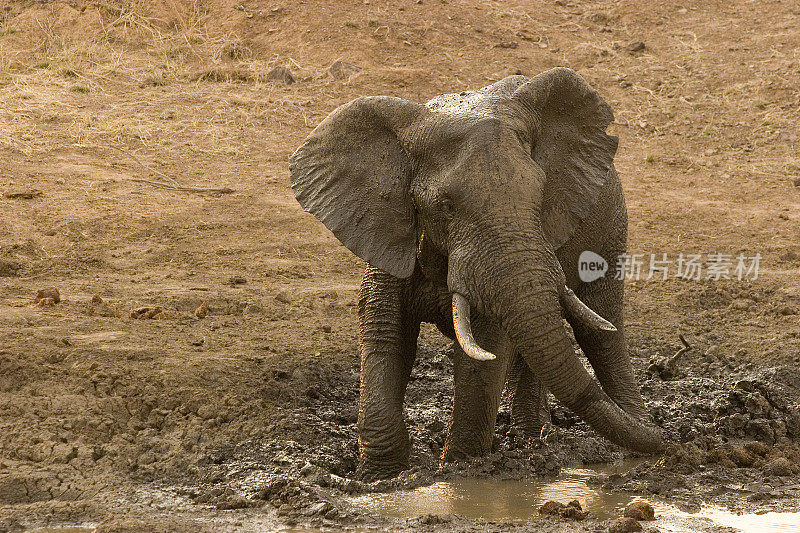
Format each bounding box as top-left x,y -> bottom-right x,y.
130,306 -> 165,319
539,499 -> 588,520
34,287 -> 61,304
34,288 -> 59,307
608,516 -> 642,532
624,501 -> 655,521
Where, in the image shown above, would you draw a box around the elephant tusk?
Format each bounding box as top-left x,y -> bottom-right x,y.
560,286 -> 617,332
452,293 -> 497,361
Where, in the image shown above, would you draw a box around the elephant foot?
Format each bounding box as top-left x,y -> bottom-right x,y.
441,437 -> 492,464
355,459 -> 407,482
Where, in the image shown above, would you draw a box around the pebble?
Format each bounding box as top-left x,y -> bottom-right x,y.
275,290 -> 292,303
328,60 -> 361,80
35,287 -> 61,304
268,66 -> 295,85
194,300 -> 209,318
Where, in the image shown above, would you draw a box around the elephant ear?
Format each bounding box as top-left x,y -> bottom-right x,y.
512,68 -> 618,249
290,96 -> 426,278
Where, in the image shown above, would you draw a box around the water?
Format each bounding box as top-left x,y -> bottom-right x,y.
349,464 -> 800,532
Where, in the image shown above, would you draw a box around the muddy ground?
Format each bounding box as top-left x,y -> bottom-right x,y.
0,0 -> 799,531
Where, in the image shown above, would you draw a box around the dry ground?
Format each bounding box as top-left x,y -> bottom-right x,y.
0,0 -> 799,530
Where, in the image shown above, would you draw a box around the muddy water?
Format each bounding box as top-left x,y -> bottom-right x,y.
349,462 -> 800,532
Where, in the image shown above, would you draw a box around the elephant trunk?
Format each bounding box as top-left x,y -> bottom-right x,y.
449,238 -> 663,453
503,291 -> 662,452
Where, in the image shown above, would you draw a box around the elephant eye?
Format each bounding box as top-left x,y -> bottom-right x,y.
437,195 -> 454,215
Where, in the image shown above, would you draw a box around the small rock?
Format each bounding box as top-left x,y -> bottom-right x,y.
626,41 -> 646,53
88,296 -> 117,317
35,287 -> 61,304
609,517 -> 643,533
793,177 -> 800,187
228,276 -> 247,286
4,189 -> 43,199
0,259 -> 21,277
130,306 -> 164,319
777,305 -> 796,316
275,290 -> 292,303
624,501 -> 655,521
328,60 -> 361,80
321,324 -> 332,333
765,457 -> 793,477
494,41 -> 518,49
195,300 -> 209,318
267,65 -> 295,84
731,298 -> 752,310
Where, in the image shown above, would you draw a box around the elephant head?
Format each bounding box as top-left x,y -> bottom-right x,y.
290,68 -> 662,453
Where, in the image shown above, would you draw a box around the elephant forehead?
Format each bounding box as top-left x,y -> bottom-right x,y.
426,91 -> 508,118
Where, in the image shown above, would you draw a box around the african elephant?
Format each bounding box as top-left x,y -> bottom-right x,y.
290,67 -> 663,481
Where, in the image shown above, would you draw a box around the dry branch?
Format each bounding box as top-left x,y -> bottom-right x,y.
106,145 -> 233,194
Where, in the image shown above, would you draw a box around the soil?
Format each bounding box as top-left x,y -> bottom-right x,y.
0,0 -> 799,531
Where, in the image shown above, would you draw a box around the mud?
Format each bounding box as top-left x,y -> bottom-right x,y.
1,0 -> 799,531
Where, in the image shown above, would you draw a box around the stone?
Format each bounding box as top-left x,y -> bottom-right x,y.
275,290 -> 292,303
626,41 -> 646,53
0,259 -> 21,277
609,517 -> 643,532
268,65 -> 295,84
328,60 -> 361,80
194,300 -> 209,318
35,287 -> 61,304
624,501 -> 655,521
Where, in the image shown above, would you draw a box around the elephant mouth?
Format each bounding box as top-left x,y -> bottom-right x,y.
452,288 -> 615,362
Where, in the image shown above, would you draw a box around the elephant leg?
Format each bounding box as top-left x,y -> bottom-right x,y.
507,353 -> 550,438
568,275 -> 648,421
355,267 -> 420,481
442,318 -> 509,462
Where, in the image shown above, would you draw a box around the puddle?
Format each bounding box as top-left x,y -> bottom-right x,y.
349,462 -> 800,532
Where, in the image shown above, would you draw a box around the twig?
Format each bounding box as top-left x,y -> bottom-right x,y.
131,178 -> 233,194
667,334 -> 692,367
106,145 -> 178,185
105,144 -> 234,194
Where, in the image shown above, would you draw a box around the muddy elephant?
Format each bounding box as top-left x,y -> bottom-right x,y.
290,67 -> 663,481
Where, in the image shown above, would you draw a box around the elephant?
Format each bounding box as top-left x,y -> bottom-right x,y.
289,67 -> 664,481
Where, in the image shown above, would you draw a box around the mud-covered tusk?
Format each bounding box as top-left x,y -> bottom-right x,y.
560,286 -> 617,332
452,293 -> 497,361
